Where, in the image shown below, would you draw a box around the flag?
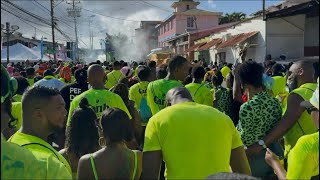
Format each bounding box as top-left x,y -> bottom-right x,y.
40,36 -> 44,60
72,42 -> 75,61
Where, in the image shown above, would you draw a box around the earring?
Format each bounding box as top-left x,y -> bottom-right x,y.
99,137 -> 106,147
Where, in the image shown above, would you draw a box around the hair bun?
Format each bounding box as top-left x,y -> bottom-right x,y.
79,98 -> 89,109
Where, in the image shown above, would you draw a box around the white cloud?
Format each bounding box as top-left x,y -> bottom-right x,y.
208,0 -> 217,9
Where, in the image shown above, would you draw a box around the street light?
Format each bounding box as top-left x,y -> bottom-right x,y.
1,22 -> 19,64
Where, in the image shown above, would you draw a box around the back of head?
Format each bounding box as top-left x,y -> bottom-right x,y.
100,108 -> 133,143
192,66 -> 206,79
44,69 -> 54,77
66,97 -> 99,157
113,61 -> 121,70
211,70 -> 224,87
14,76 -> 29,95
207,173 -> 260,180
138,66 -> 151,81
26,67 -> 35,77
271,63 -> 284,76
168,55 -> 188,73
112,83 -> 129,103
87,64 -> 106,87
236,61 -> 264,88
166,87 -> 193,106
120,66 -> 133,78
74,69 -> 87,83
148,61 -> 156,69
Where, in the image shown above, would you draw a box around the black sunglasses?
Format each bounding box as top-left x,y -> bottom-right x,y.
306,106 -> 318,114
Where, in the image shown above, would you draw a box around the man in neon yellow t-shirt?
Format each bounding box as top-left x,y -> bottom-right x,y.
1,65 -> 72,179
185,66 -> 213,106
147,56 -> 190,115
142,87 -> 251,179
105,61 -> 124,89
68,65 -> 131,126
9,86 -> 72,175
265,80 -> 319,179
247,60 -> 318,158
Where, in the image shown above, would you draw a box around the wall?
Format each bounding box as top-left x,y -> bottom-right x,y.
158,17 -> 177,46
209,17 -> 266,64
266,14 -> 305,59
304,16 -> 319,56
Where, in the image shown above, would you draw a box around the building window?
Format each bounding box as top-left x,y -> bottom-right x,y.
186,5 -> 190,10
169,21 -> 171,30
187,17 -> 194,28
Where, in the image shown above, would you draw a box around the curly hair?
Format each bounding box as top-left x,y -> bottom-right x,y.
65,98 -> 99,158
236,61 -> 264,88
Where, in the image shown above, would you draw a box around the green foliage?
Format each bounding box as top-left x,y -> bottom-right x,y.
219,12 -> 247,25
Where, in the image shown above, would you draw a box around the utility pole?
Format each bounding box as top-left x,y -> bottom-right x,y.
67,0 -> 81,61
51,0 -> 57,61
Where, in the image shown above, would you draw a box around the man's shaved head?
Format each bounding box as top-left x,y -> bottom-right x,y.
166,87 -> 193,106
88,64 -> 106,87
288,59 -> 317,91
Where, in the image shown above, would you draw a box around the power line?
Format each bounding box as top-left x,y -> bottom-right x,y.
33,0 -> 50,13
139,1 -> 171,12
81,8 -> 141,22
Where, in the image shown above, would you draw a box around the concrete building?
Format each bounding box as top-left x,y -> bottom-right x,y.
135,21 -> 161,60
156,0 -> 222,49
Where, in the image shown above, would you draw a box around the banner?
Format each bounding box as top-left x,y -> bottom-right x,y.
40,36 -> 44,60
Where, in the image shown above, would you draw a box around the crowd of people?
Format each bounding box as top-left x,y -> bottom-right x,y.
1,55 -> 319,180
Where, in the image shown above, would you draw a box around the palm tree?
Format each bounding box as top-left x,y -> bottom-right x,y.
219,12 -> 246,25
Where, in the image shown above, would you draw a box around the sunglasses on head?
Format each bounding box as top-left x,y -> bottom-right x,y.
306,106 -> 318,114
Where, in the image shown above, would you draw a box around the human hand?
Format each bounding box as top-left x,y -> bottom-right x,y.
245,143 -> 263,159
265,148 -> 280,167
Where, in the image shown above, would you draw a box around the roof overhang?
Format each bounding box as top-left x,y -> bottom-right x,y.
217,31 -> 259,49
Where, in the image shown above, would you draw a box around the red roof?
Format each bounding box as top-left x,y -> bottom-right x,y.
217,31 -> 259,49
185,42 -> 207,52
197,38 -> 222,51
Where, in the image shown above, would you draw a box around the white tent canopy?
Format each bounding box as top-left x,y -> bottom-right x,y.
32,46 -> 72,61
1,43 -> 50,62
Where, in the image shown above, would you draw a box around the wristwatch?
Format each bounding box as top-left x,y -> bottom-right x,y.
258,140 -> 267,149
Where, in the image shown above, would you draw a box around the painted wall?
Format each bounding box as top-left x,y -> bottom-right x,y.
209,17 -> 266,64
266,14 -> 305,60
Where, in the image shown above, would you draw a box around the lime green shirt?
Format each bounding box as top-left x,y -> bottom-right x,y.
11,102 -> 22,131
12,94 -> 22,102
185,83 -> 213,107
27,78 -> 34,86
147,79 -> 183,115
283,83 -> 318,156
67,89 -> 132,126
8,132 -> 72,175
272,76 -> 287,97
105,70 -> 124,89
129,81 -> 149,109
1,135 -> 72,179
144,102 -> 243,179
287,132 -> 319,179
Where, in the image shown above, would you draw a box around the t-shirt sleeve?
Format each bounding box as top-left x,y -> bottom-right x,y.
129,86 -> 138,107
147,82 -> 158,115
203,89 -> 213,107
46,155 -> 72,180
227,117 -> 243,149
143,117 -> 161,152
286,137 -> 314,180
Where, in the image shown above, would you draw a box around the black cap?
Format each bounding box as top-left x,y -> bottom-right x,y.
75,69 -> 87,82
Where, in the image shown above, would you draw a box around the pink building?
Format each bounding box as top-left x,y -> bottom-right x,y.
156,0 -> 222,48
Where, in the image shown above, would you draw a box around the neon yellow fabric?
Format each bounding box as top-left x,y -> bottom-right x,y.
146,79 -> 183,115
59,78 -> 71,85
287,132 -> 319,179
105,70 -> 124,89
1,135 -> 72,179
185,83 -> 213,106
283,83 -> 318,156
71,76 -> 76,83
11,102 -> 22,131
67,89 -> 132,126
129,81 -> 149,109
8,131 -> 72,175
27,78 -> 34,86
144,102 -> 243,179
221,66 -> 231,79
272,76 -> 287,97
12,94 -> 22,102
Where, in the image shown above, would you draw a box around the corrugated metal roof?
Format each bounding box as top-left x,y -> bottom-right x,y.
217,31 -> 259,49
185,42 -> 207,52
197,38 -> 222,51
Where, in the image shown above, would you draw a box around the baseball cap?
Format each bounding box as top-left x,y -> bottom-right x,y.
300,78 -> 319,110
120,66 -> 133,78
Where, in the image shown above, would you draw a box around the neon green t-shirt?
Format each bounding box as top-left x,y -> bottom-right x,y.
283,83 -> 318,156
287,132 -> 319,179
185,83 -> 213,107
67,89 -> 132,126
105,70 -> 124,89
27,78 -> 34,86
8,132 -> 72,175
12,94 -> 22,102
272,76 -> 287,97
1,135 -> 72,179
147,79 -> 183,115
11,102 -> 22,131
129,81 -> 149,109
144,102 -> 243,179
